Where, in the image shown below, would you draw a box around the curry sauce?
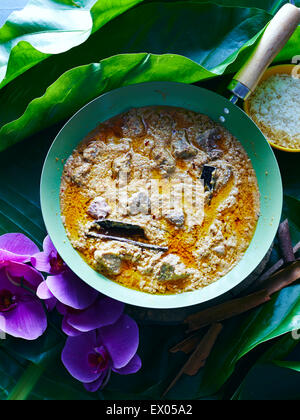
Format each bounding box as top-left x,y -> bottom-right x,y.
60,107 -> 260,294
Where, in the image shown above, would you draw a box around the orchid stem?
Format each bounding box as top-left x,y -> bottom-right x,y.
6,362 -> 46,401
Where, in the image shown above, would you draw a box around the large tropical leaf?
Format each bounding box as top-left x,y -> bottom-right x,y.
0,78 -> 299,399
0,0 -> 299,400
0,54 -> 214,152
0,342 -> 98,400
0,0 -> 144,89
0,0 -> 294,89
0,1 -> 299,152
0,2 -> 274,151
0,0 -> 28,28
201,0 -> 300,12
232,362 -> 300,400
162,284 -> 300,399
232,336 -> 300,400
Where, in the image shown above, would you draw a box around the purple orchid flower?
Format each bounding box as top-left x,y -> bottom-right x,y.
31,235 -> 67,275
62,314 -> 141,392
35,235 -> 126,338
56,296 -> 125,337
37,269 -> 99,311
35,235 -> 99,312
0,233 -> 39,263
0,233 -> 47,340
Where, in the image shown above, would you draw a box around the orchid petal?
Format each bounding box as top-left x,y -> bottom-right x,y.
0,268 -> 22,294
46,270 -> 98,310
0,295 -> 47,340
37,281 -> 54,300
31,252 -> 51,273
0,233 -> 39,263
6,261 -> 44,288
43,235 -> 57,255
83,371 -> 109,392
99,314 -> 139,369
113,354 -> 142,375
62,317 -> 82,337
37,282 -> 57,311
61,331 -> 101,384
67,296 -> 124,333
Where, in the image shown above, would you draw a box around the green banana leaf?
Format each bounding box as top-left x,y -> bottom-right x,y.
232,336 -> 300,400
1,1 -> 300,151
192,0 -> 300,12
0,1 -> 297,152
0,0 -> 296,91
0,347 -> 27,400
0,343 -> 98,400
3,288 -> 300,400
0,0 -> 299,401
274,361 -> 300,372
154,0 -> 300,13
232,362 -> 300,400
0,78 -> 299,399
261,333 -> 300,362
0,0 -> 145,89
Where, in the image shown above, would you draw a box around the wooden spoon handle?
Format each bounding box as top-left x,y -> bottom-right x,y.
229,4 -> 300,100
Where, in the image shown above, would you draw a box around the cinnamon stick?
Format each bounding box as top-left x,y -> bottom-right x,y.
253,240 -> 300,289
184,323 -> 223,375
185,289 -> 271,333
185,261 -> 300,333
173,243 -> 300,353
264,260 -> 300,295
278,219 -> 296,264
165,221 -> 300,397
169,331 -> 203,354
162,324 -> 223,398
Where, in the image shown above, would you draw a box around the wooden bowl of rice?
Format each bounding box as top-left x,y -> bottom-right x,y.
244,64 -> 300,153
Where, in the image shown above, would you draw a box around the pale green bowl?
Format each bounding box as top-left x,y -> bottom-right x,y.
40,82 -> 283,309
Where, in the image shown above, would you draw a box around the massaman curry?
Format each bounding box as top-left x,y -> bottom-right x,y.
60,107 -> 260,295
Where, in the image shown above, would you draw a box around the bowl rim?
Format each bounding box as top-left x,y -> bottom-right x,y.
244,64 -> 300,153
40,81 -> 283,309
